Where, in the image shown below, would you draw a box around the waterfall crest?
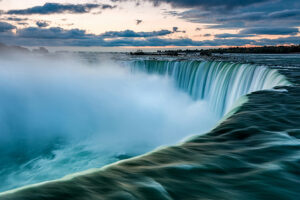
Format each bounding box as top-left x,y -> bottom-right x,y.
129,60 -> 291,116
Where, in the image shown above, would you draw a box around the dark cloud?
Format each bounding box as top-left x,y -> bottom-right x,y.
215,33 -> 254,38
214,27 -> 299,39
136,19 -> 143,25
0,0 -> 298,47
100,27 -> 184,39
173,26 -> 186,33
6,3 -> 116,15
36,21 -> 49,28
240,27 -> 299,35
101,29 -> 173,38
1,25 -> 299,47
0,21 -> 16,32
18,22 -> 28,26
268,9 -> 300,19
173,27 -> 178,32
3,17 -> 28,21
165,0 -> 300,38
207,22 -> 245,29
16,27 -> 90,39
114,0 -> 271,9
10,35 -> 300,47
13,26 -> 175,40
255,36 -> 300,45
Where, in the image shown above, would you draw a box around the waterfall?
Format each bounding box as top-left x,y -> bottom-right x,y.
0,57 -> 293,194
129,60 -> 291,116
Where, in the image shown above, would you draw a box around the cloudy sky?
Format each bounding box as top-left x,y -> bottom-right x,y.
0,0 -> 299,50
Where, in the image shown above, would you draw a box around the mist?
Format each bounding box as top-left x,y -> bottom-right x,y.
0,54 -> 218,191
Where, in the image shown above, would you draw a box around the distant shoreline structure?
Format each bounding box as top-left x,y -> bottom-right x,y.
1,42 -> 299,55
130,45 -> 300,56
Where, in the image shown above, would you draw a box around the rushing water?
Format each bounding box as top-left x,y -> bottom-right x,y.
0,56 -> 218,192
0,54 -> 299,200
129,60 -> 290,116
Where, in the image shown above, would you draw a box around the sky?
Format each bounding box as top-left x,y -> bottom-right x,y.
0,0 -> 299,50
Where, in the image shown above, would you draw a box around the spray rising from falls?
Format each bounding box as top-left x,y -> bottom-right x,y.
129,60 -> 290,116
0,56 -> 219,192
0,55 -> 291,193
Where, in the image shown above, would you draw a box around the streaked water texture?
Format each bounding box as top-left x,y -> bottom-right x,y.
129,60 -> 290,115
0,56 -> 219,192
0,55 -> 298,200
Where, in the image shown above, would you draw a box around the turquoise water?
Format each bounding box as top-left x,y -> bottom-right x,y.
129,60 -> 290,116
0,54 -> 299,200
